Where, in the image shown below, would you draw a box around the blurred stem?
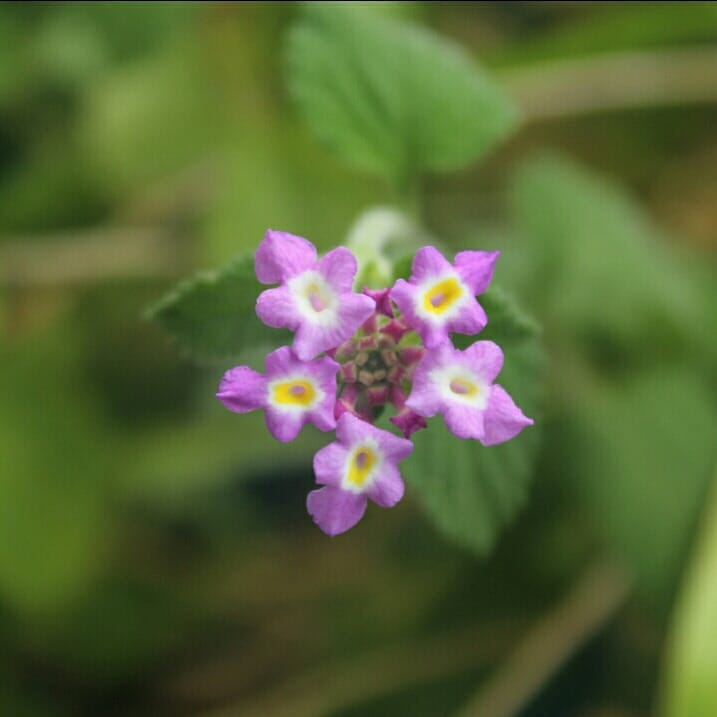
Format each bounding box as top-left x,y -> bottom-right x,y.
194,562 -> 629,717
0,227 -> 189,288
455,562 -> 631,717
199,621 -> 517,717
501,47 -> 717,120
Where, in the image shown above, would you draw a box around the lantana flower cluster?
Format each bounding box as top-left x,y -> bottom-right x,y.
217,230 -> 533,536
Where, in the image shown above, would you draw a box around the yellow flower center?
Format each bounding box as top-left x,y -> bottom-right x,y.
423,277 -> 463,314
449,377 -> 478,397
347,446 -> 377,487
272,380 -> 316,406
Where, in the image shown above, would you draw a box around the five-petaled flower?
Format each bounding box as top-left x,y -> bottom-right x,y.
390,246 -> 498,349
406,341 -> 533,444
217,229 -> 534,536
216,345 -> 339,442
255,230 -> 376,361
307,413 -> 413,535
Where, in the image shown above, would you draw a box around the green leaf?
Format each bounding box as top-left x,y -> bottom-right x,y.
286,3 -> 518,182
510,154 -> 713,363
661,472 -> 717,717
567,369 -> 717,602
0,330 -> 111,613
404,289 -> 542,555
148,255 -> 289,364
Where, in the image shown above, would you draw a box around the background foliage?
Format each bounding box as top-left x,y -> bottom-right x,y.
1,3 -> 715,716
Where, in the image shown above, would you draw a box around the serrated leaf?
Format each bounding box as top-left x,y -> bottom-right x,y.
404,289 -> 541,555
287,3 -> 518,182
148,255 -> 289,364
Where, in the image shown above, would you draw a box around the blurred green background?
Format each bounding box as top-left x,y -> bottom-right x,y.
1,2 -> 716,716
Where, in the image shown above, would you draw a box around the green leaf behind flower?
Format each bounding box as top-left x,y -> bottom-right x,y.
286,2 -> 518,184
404,289 -> 542,556
148,255 -> 289,364
510,154 -> 717,601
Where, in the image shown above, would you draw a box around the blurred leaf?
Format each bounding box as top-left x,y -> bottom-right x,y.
30,578 -> 196,686
287,2 -> 517,183
148,254 -> 289,364
0,675 -> 68,717
202,125 -> 384,265
661,472 -> 717,717
511,154 -> 717,601
80,37 -> 227,196
511,154 -> 714,365
120,410 -> 322,506
0,330 -> 111,613
0,142 -> 109,234
30,12 -> 107,91
569,369 -> 717,601
404,289 -> 542,555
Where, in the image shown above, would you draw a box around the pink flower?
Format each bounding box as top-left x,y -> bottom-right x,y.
255,230 -> 376,360
307,413 -> 413,536
217,346 -> 339,442
213,228 -> 535,535
390,246 -> 499,348
406,341 -> 533,445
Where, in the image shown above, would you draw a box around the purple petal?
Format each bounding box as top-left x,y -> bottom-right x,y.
335,412 -> 376,445
216,366 -> 266,413
454,250 -> 499,295
339,292 -> 376,334
411,246 -> 453,281
309,402 -> 338,432
419,323 -> 452,349
405,346 -> 453,418
367,464 -> 405,508
316,247 -> 359,294
462,341 -> 504,383
264,408 -> 305,442
313,442 -> 348,487
390,278 -> 422,329
292,322 -> 333,362
292,293 -> 375,361
254,230 -> 317,284
443,403 -> 486,441
307,486 -> 367,536
264,346 -> 338,383
481,384 -> 533,446
256,286 -> 301,330
373,427 -> 414,463
314,354 -> 341,386
263,344 -> 297,375
446,300 -> 487,338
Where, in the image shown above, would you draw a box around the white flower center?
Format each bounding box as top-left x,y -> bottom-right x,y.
289,270 -> 339,327
431,365 -> 489,408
